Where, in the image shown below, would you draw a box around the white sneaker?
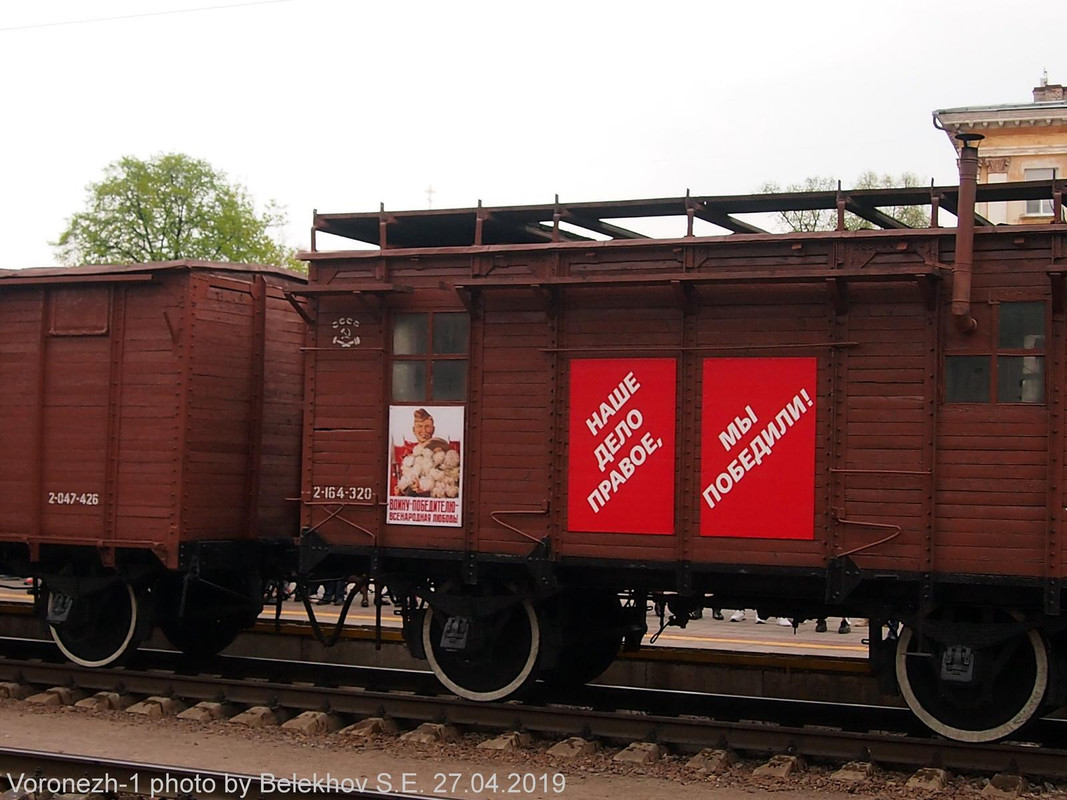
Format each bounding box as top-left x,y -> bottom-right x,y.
777,617 -> 793,627
729,610 -> 745,622
755,616 -> 766,624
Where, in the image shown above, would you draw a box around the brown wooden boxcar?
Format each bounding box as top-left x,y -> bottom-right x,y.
0,260 -> 305,665
296,147 -> 1067,741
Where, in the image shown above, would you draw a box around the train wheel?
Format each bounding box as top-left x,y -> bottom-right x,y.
540,590 -> 623,688
422,591 -> 540,702
895,610 -> 1048,742
48,582 -> 143,668
160,614 -> 243,658
157,573 -> 257,659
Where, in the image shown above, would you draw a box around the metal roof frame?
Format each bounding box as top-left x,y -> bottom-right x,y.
310,180 -> 1063,251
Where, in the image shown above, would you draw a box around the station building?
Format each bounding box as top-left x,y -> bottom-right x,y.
934,75 -> 1067,224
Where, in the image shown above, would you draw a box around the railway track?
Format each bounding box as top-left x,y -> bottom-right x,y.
0,597 -> 878,709
0,747 -> 442,800
1,638 -> 1066,781
0,597 -> 869,670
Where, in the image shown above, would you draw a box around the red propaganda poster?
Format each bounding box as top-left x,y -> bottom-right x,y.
567,358 -> 676,534
700,358 -> 816,539
387,405 -> 463,527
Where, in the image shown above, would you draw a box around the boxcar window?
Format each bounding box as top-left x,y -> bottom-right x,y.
998,302 -> 1045,349
391,311 -> 469,402
393,313 -> 429,355
432,360 -> 467,401
392,361 -> 427,402
944,301 -> 1045,404
433,313 -> 470,354
945,356 -> 991,403
1024,168 -> 1056,216
997,355 -> 1044,403
997,301 -> 1045,403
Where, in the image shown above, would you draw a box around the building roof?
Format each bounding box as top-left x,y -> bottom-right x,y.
933,84 -> 1067,136
0,259 -> 305,285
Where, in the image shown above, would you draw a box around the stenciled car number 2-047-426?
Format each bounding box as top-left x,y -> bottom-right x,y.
312,485 -> 373,501
47,491 -> 100,505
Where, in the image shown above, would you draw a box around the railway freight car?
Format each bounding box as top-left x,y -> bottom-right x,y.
296,139 -> 1067,742
0,261 -> 305,666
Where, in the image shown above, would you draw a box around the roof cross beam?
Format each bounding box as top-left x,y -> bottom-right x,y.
561,212 -> 648,240
843,197 -> 911,229
693,203 -> 767,234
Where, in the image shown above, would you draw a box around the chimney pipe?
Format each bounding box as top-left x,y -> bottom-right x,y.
952,133 -> 983,335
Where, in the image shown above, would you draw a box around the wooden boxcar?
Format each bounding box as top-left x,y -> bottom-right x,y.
0,261 -> 305,665
296,146 -> 1067,741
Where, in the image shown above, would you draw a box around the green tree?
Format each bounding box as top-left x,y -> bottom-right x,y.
759,172 -> 929,232
54,153 -> 300,269
758,176 -> 839,232
850,170 -> 928,229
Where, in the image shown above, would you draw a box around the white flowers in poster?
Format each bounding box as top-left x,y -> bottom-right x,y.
387,405 -> 463,527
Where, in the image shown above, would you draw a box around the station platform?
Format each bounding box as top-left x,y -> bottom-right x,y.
0,585 -> 869,660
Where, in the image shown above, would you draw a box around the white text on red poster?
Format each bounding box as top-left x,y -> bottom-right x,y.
699,358 -> 816,539
567,359 -> 676,534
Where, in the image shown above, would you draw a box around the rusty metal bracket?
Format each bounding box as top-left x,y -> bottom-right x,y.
526,547 -> 558,594
490,505 -> 549,544
825,555 -> 862,603
463,550 -> 478,585
676,561 -> 692,594
1046,578 -> 1062,616
297,528 -> 331,574
455,285 -> 480,318
920,572 -> 935,611
162,309 -> 181,347
283,291 -> 314,326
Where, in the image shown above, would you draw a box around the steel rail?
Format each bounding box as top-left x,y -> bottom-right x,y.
0,747 -> 449,800
1,648 -> 1066,780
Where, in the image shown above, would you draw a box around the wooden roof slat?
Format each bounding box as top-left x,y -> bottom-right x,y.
936,195 -> 995,227
513,221 -> 591,243
561,212 -> 648,240
844,199 -> 910,230
311,180 -> 1061,248
693,203 -> 768,234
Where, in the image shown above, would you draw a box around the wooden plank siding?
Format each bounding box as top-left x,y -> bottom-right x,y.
475,299 -> 554,555
302,226 -> 1067,588
301,293 -> 386,546
0,264 -> 305,568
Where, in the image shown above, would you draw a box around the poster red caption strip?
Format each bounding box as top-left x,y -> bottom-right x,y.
700,357 -> 816,539
567,358 -> 677,534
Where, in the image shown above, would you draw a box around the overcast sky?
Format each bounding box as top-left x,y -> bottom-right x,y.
1,0 -> 1063,268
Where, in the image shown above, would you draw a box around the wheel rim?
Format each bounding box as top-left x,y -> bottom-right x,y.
895,613 -> 1048,742
422,595 -> 540,702
49,582 -> 140,668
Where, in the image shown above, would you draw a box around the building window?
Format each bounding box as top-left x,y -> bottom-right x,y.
945,301 -> 1045,404
391,312 -> 469,402
1025,168 -> 1056,216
